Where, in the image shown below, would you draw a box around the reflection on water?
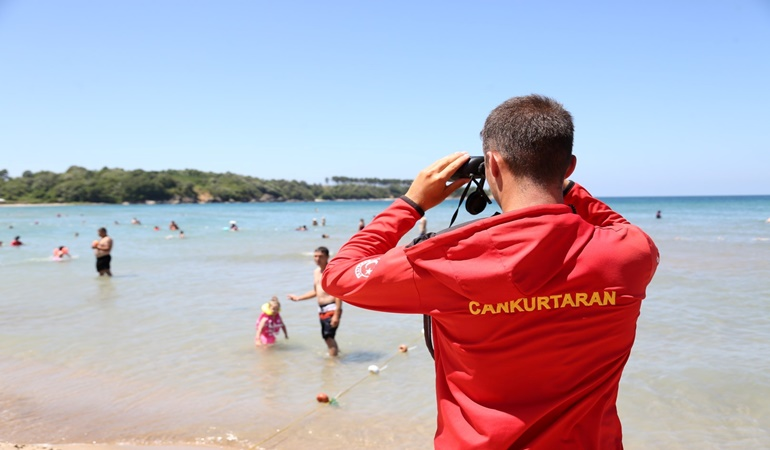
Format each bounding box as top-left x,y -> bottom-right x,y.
95,277 -> 117,302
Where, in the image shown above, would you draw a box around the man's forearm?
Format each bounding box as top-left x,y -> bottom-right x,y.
298,290 -> 316,300
322,198 -> 423,310
324,197 -> 420,283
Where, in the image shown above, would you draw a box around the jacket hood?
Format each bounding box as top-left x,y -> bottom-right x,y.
404,203 -> 596,300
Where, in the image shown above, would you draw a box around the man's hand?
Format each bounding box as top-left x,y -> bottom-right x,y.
405,152 -> 472,212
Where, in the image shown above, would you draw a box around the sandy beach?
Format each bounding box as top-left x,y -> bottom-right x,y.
0,445 -> 226,450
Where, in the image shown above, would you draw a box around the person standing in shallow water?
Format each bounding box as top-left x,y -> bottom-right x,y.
255,296 -> 288,347
418,216 -> 428,237
92,227 -> 113,276
287,246 -> 342,357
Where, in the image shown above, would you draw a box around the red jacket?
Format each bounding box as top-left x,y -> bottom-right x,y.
322,182 -> 659,449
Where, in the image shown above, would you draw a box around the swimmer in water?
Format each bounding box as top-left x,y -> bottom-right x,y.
53,246 -> 71,259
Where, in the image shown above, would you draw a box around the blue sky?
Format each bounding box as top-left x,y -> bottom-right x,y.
1,0 -> 768,196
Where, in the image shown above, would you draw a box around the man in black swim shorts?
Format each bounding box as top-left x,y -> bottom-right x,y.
288,246 -> 342,356
319,303 -> 339,342
92,227 -> 113,276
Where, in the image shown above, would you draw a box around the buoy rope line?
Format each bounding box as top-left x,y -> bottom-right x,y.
251,335 -> 423,449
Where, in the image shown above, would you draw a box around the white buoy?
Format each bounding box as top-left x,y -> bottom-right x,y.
368,364 -> 380,374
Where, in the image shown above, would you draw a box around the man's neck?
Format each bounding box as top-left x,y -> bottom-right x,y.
499,180 -> 564,213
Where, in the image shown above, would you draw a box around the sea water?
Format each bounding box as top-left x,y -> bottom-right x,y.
1,196 -> 769,449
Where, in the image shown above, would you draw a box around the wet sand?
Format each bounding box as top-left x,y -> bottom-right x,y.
1,444 -> 225,450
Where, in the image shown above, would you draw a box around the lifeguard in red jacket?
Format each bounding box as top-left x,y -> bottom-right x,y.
322,95 -> 659,450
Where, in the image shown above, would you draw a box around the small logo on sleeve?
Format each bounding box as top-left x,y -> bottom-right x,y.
354,258 -> 379,279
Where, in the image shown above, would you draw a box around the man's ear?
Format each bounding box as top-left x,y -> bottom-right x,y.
564,155 -> 577,179
486,150 -> 504,179
484,150 -> 503,194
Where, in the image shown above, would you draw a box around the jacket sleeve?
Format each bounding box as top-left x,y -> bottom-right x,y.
563,181 -> 630,227
321,197 -> 425,313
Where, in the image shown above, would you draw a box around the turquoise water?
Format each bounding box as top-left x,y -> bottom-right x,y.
1,196 -> 769,449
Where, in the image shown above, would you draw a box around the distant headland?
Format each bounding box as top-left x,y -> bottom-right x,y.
0,167 -> 412,204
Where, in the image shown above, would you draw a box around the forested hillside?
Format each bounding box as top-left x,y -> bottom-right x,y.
0,167 -> 412,204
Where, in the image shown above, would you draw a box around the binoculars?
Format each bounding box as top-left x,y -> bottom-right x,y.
448,156 -> 491,217
450,156 -> 485,181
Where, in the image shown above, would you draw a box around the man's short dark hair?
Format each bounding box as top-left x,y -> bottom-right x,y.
480,94 -> 574,186
98,227 -> 107,233
315,246 -> 329,256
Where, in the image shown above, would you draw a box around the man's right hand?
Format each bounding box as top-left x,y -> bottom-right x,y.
405,152 -> 471,212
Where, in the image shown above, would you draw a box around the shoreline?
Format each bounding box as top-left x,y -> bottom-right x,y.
0,198 -> 400,208
0,203 -> 90,207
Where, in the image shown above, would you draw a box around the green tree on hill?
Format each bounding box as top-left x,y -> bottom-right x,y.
0,167 -> 412,204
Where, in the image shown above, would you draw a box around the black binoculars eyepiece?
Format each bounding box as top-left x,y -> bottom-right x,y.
450,156 -> 485,181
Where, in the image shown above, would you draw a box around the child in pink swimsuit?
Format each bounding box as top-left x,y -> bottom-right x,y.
256,296 -> 288,346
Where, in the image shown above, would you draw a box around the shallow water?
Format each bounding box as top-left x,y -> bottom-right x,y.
1,197 -> 769,449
